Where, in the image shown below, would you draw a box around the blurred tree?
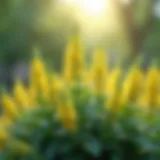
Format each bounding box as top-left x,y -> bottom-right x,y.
112,0 -> 157,59
0,0 -> 77,87
0,0 -> 159,86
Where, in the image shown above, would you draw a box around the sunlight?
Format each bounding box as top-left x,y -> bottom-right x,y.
62,0 -> 108,16
119,0 -> 131,5
62,0 -> 74,4
60,0 -> 111,42
78,0 -> 108,16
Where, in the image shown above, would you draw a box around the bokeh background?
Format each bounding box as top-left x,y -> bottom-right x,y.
0,0 -> 160,88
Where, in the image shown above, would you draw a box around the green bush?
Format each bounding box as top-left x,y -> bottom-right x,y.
1,86 -> 160,160
1,35 -> 160,160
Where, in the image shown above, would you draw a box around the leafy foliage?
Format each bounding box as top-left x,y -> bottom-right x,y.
0,35 -> 160,160
1,87 -> 160,160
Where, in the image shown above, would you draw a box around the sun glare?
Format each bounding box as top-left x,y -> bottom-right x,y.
78,0 -> 107,16
62,0 -> 108,16
61,0 -> 110,39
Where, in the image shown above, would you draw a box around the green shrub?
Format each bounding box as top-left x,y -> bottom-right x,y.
1,86 -> 160,160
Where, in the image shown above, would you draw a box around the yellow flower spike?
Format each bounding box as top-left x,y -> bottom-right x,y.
63,34 -> 84,84
1,94 -> 18,118
30,56 -> 49,99
57,92 -> 77,131
30,56 -> 45,79
107,67 -> 122,96
27,85 -> 37,107
107,91 -> 121,112
138,93 -> 159,110
142,66 -> 160,108
137,94 -> 146,108
145,66 -> 159,94
13,80 -> 29,109
38,73 -> 49,98
158,95 -> 160,107
90,48 -> 108,94
49,75 -> 64,103
0,129 -> 8,151
0,115 -> 12,128
121,66 -> 144,105
92,48 -> 107,68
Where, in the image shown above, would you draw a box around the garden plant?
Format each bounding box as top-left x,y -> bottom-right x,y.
0,35 -> 160,160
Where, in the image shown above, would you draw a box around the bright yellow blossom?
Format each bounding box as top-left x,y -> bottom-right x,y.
57,93 -> 77,131
63,35 -> 84,83
49,75 -> 64,103
145,66 -> 159,94
13,80 -> 29,109
0,129 -> 8,150
30,57 -> 49,98
107,91 -> 121,112
0,115 -> 12,128
27,85 -> 37,107
1,94 -> 18,118
141,66 -> 159,108
37,73 -> 49,98
30,56 -> 46,79
107,67 -> 122,96
121,66 -> 143,105
90,48 -> 108,94
158,95 -> 160,107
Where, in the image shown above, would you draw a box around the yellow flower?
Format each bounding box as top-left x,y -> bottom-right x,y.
141,66 -> 159,108
0,129 -> 8,151
57,93 -> 77,131
158,95 -> 160,107
37,73 -> 49,98
27,85 -> 37,107
107,67 -> 122,96
30,57 -> 49,98
145,66 -> 159,94
13,80 -> 29,109
49,75 -> 64,103
121,66 -> 143,105
138,93 -> 159,110
1,94 -> 18,118
90,48 -> 108,94
8,140 -> 31,156
0,115 -> 12,127
63,35 -> 84,83
30,56 -> 45,79
107,91 -> 121,112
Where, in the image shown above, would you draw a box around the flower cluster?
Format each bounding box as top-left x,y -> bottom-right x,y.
0,35 -> 160,152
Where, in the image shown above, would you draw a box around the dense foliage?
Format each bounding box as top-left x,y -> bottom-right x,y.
0,35 -> 160,160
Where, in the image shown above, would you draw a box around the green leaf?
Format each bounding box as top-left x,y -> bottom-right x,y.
83,136 -> 101,157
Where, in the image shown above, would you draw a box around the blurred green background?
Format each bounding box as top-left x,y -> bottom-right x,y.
0,0 -> 160,87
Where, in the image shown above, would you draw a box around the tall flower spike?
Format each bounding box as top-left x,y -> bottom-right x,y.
0,129 -> 8,151
63,34 -> 84,84
142,65 -> 159,108
27,85 -> 37,107
0,115 -> 12,128
30,56 -> 49,99
13,80 -> 29,109
30,55 -> 45,80
107,89 -> 121,112
121,66 -> 144,105
107,66 -> 122,96
57,91 -> 77,131
49,74 -> 64,103
1,94 -> 18,118
90,48 -> 108,95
